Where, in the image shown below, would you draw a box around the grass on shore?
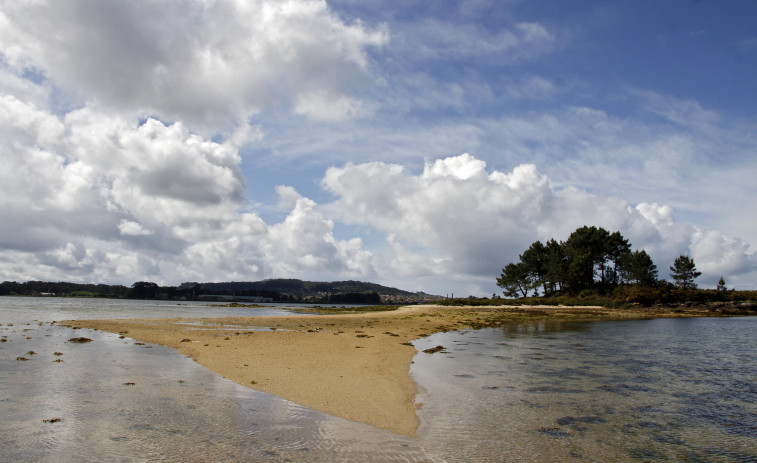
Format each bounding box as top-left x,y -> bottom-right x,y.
297,305 -> 401,314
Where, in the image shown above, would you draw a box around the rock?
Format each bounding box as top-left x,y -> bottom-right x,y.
423,345 -> 445,354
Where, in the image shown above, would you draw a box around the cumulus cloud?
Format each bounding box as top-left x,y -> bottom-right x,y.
1,1 -> 754,297
118,221 -> 153,237
0,90 -> 377,284
1,96 -> 754,295
0,0 -> 388,135
322,153 -> 757,292
0,0 -> 391,286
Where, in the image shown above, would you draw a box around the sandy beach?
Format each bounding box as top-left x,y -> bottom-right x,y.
62,304 -> 725,436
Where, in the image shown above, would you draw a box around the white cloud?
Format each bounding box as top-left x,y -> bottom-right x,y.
0,88 -> 380,285
403,18 -> 555,63
322,153 -> 757,294
631,89 -> 720,132
2,1 -> 755,297
294,90 -> 364,121
0,0 -> 392,286
0,0 -> 388,135
118,220 -> 153,237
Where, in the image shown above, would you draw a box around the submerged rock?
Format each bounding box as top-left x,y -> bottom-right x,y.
423,345 -> 445,354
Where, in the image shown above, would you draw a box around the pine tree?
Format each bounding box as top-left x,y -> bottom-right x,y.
619,250 -> 658,285
669,255 -> 701,290
716,276 -> 727,293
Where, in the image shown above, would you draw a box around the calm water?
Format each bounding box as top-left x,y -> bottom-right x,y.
1,297 -> 756,462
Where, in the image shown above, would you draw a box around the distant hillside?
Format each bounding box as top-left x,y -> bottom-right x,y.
183,279 -> 441,303
1,278 -> 441,303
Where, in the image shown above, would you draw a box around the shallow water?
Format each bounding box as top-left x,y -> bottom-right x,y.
412,318 -> 757,462
0,297 -> 425,462
2,297 -> 756,462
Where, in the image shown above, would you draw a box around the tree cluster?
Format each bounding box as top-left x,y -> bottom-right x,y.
497,226 -> 701,298
0,280 -> 130,297
0,279 -> 409,303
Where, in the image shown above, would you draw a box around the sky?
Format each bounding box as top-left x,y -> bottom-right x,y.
1,0 -> 755,297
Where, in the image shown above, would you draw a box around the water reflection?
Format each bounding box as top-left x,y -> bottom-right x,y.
3,297 -> 756,462
1,314 -> 427,462
412,317 -> 757,462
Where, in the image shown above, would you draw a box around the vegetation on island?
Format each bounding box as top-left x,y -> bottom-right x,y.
478,225 -> 754,310
1,228 -> 754,313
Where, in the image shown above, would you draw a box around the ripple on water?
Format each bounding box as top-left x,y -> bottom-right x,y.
4,301 -> 757,462
1,324 -> 428,462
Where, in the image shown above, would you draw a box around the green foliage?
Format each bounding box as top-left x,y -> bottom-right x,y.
306,305 -> 399,314
128,281 -> 159,299
619,250 -> 658,286
445,286 -> 757,308
496,262 -> 534,298
498,226 -> 650,297
495,226 -> 731,308
0,281 -> 130,297
717,276 -> 727,293
669,255 -> 701,290
1,278 -> 431,304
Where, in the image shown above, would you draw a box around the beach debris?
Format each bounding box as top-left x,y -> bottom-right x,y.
423,345 -> 445,354
134,342 -> 145,345
180,338 -> 192,342
356,334 -> 372,338
556,416 -> 606,426
53,352 -> 63,356
43,418 -> 62,424
27,351 -> 36,355
68,337 -> 93,343
538,426 -> 570,438
16,356 -> 28,361
53,359 -> 63,362
123,382 -> 136,386
383,331 -> 399,337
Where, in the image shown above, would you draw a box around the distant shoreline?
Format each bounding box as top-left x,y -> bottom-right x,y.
63,304 -> 757,436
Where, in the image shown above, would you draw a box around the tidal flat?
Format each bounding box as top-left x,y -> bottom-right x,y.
2,298 -> 756,461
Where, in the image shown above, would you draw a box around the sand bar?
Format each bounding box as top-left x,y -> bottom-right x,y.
62,304 -> 729,436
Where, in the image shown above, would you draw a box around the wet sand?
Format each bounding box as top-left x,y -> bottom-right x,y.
63,304 -> 725,436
